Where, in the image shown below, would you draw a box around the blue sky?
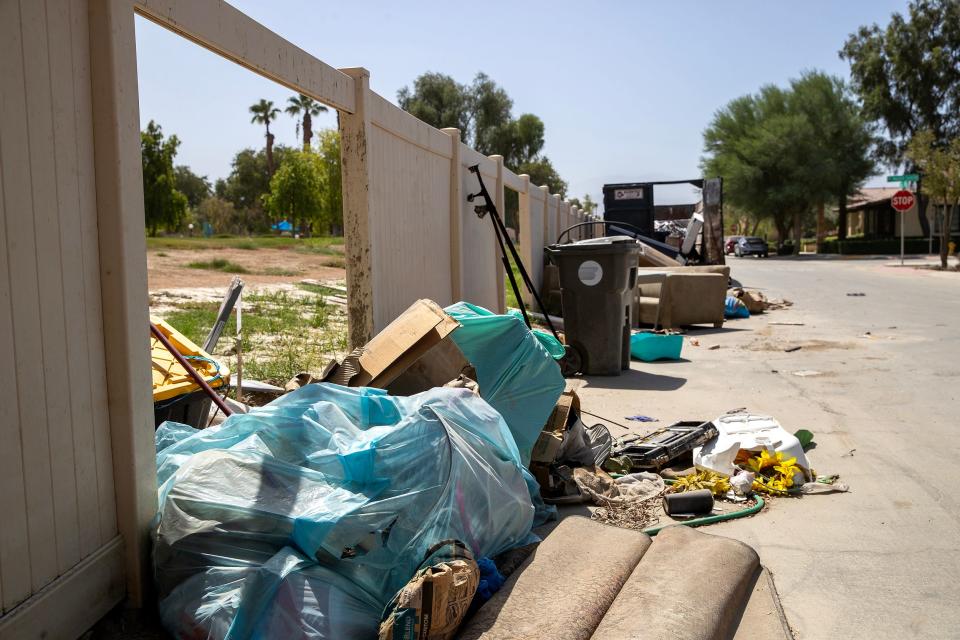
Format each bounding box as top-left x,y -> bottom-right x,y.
135,0 -> 909,206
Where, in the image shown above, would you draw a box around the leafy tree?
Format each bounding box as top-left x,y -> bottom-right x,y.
315,129 -> 343,233
217,146 -> 292,231
286,94 -> 328,150
397,72 -> 471,134
249,99 -> 281,175
397,71 -> 557,172
264,151 -> 324,235
702,74 -> 874,251
907,130 -> 960,268
789,72 -> 875,242
197,196 -> 237,235
519,158 -> 568,199
141,120 -> 187,236
841,0 -> 960,233
174,165 -> 211,209
570,194 -> 597,214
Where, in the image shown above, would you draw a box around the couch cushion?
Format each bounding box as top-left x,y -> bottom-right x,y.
590,525 -> 760,640
457,517 -> 651,640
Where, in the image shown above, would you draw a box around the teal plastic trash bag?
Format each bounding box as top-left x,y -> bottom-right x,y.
445,302 -> 565,466
725,295 -> 750,319
154,383 -> 536,640
630,332 -> 684,362
506,308 -> 565,360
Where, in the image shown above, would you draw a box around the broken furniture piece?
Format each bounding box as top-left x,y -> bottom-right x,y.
634,270 -> 727,329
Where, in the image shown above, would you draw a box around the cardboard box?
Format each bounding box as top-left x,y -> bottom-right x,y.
331,299 -> 471,394
530,387 -> 581,463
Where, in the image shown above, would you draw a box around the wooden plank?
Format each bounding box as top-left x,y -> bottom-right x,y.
0,537 -> 124,640
135,0 -> 355,113
88,0 -> 158,606
0,0 -> 59,596
71,0 -> 117,546
19,0 -> 82,577
47,0 -> 102,560
0,118 -> 32,617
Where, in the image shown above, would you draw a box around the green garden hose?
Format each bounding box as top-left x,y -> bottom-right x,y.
606,474 -> 767,536
643,494 -> 765,536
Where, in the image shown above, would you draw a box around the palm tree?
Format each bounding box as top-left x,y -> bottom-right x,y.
249,99 -> 281,174
285,94 -> 328,150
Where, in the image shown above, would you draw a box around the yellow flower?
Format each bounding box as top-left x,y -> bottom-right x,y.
747,449 -> 779,473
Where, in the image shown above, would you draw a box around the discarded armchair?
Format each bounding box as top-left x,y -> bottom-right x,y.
634,267 -> 728,329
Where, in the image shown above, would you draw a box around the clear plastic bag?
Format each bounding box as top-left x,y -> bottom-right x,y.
154,384 -> 537,639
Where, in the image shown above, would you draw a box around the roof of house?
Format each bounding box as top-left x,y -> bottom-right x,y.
846,187 -> 901,212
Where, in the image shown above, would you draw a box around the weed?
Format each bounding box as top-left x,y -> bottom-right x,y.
187,258 -> 250,274
163,287 -> 348,385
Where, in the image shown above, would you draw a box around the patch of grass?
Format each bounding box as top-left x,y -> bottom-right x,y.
187,258 -> 250,274
155,251 -> 169,257
323,256 -> 346,269
297,282 -> 344,297
163,288 -> 348,385
146,235 -> 343,252
261,266 -> 300,277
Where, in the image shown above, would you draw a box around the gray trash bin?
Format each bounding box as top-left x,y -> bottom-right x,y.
547,236 -> 640,375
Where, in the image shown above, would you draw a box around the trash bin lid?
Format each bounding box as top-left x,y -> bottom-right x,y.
548,235 -> 641,253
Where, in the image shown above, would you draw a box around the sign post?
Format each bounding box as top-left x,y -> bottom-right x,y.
890,189 -> 916,266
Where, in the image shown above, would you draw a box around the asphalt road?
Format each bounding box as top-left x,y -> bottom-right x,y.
578,256 -> 960,639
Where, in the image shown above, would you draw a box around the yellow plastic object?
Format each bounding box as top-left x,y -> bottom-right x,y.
151,317 -> 230,402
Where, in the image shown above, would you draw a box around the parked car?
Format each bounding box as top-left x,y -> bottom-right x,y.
735,236 -> 769,257
724,236 -> 741,255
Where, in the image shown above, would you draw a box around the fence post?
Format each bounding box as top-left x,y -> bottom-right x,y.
541,185 -> 551,246
441,128 -> 463,302
518,174 -> 533,306
338,67 -> 375,347
489,155 -> 506,312
88,0 -> 157,606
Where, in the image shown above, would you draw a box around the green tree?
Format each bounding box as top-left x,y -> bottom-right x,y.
907,130 -> 960,268
315,129 -> 343,233
789,72 -> 875,242
264,151 -> 324,235
249,99 -> 281,175
286,94 -> 328,150
519,158 -> 568,199
141,120 -> 187,236
702,86 -> 825,249
397,72 -> 471,134
197,195 -> 237,234
840,0 -> 960,234
397,71 -> 556,172
174,165 -> 211,209
702,74 -> 874,252
217,146 -> 292,232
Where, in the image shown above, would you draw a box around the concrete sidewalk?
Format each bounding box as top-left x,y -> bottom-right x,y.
578,257 -> 960,639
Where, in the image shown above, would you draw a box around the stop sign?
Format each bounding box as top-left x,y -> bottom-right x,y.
891,190 -> 915,212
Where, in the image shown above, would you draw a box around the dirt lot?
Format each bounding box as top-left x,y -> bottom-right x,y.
147,245 -> 345,289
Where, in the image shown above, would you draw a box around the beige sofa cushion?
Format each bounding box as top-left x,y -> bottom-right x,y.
457,517 -> 651,640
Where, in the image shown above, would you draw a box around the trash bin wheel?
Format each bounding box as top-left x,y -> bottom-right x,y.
560,345 -> 583,377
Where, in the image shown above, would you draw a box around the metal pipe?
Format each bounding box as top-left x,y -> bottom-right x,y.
151,322 -> 234,418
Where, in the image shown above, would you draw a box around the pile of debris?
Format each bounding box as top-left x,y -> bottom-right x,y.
150,297 -> 839,640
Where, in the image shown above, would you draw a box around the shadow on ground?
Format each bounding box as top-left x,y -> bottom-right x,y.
580,367 -> 687,391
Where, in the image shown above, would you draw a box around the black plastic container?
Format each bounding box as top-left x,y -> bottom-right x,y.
663,489 -> 714,516
615,420 -> 719,469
